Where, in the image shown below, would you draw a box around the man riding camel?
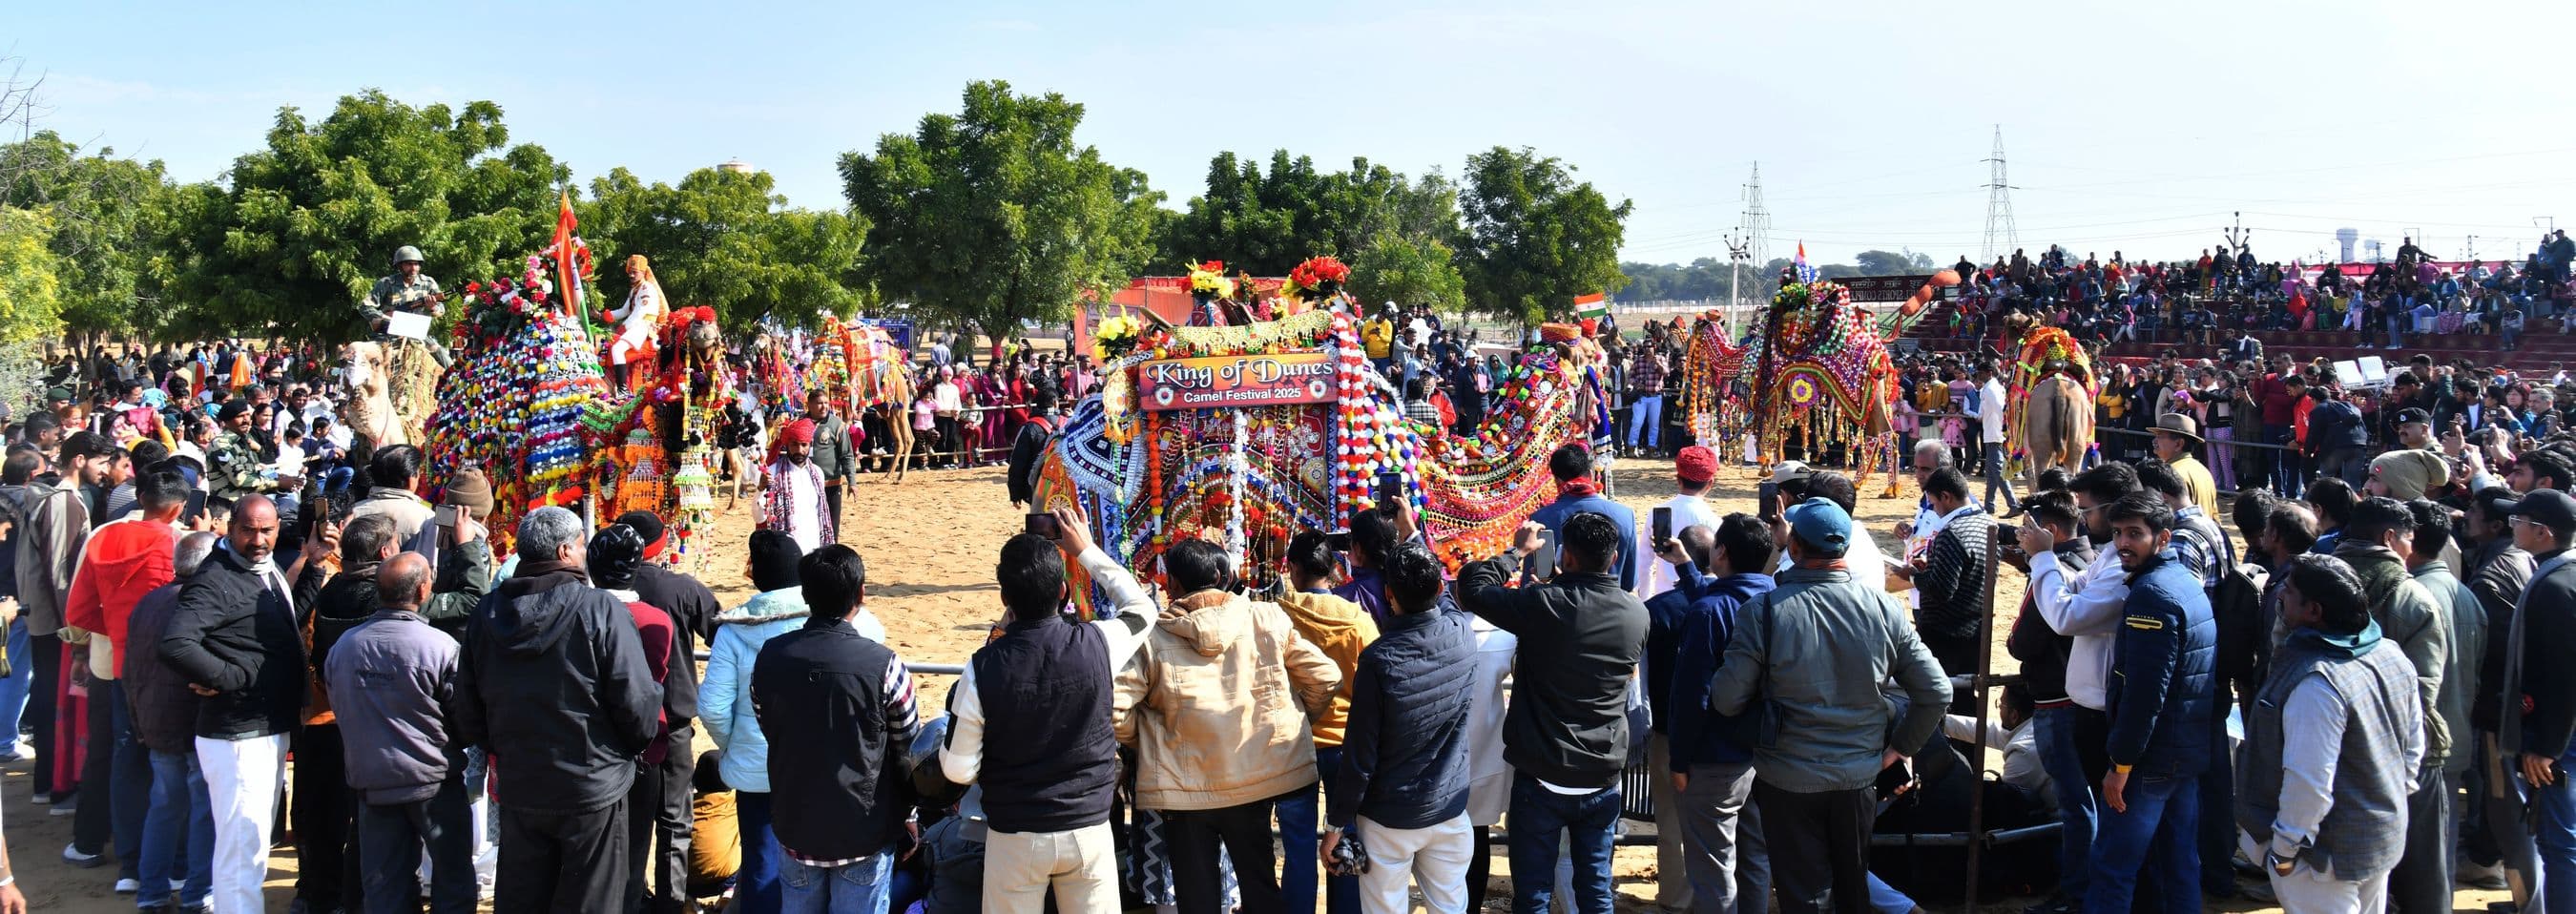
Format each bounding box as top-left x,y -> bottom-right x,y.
360,245 -> 453,368
601,255 -> 670,390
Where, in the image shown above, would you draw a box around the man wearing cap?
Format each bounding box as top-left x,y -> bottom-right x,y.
207,401 -> 285,503
805,391 -> 856,545
1709,496 -> 1950,914
2150,413 -> 2221,519
1636,446 -> 1723,599
2389,407 -> 2437,453
2494,488 -> 2576,912
760,418 -> 834,553
360,245 -> 452,368
619,509 -> 720,914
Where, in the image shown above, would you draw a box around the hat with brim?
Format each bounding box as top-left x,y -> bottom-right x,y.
2152,412 -> 2203,443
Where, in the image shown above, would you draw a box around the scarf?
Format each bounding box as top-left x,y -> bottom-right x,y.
2286,618 -> 2384,661
1555,477 -> 1601,501
761,458 -> 836,544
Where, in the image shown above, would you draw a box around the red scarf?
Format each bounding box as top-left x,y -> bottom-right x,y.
1555,477 -> 1601,500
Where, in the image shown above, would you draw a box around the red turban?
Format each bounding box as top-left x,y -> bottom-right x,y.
781,419 -> 818,446
1674,446 -> 1717,485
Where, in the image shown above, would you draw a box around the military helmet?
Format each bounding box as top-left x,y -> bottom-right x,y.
392,245 -> 426,266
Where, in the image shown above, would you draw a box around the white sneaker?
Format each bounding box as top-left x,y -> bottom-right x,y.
114,878 -> 139,893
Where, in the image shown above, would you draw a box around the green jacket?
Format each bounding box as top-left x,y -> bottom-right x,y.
208,432 -> 271,501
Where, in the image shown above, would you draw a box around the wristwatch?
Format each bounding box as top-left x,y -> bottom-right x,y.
2265,848 -> 2296,877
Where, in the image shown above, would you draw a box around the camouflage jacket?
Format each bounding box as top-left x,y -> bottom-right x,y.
208,431 -> 272,500
361,273 -> 444,322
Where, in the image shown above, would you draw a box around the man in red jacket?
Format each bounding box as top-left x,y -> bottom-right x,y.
62,461 -> 185,877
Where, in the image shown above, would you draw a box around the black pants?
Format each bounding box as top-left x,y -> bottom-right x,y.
933,417 -> 961,467
627,730 -> 697,914
1465,824 -> 1492,913
497,800 -> 629,914
28,634 -> 58,797
74,672 -> 114,852
358,775 -> 477,914
1164,790 -> 1294,914
823,483 -> 843,544
1754,781 -> 1874,914
294,722 -> 360,911
1922,633 -> 1981,716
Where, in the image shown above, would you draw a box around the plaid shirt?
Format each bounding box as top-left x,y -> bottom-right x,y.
1630,352 -> 1667,395
1404,399 -> 1443,426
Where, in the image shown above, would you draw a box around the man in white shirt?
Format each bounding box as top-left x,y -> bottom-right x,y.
759,419 -> 834,552
2018,463 -> 2139,715
1975,364 -> 2021,516
1635,446 -> 1724,598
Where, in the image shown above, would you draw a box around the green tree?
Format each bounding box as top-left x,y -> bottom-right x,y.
582,166 -> 869,328
841,80 -> 1163,344
1457,147 -> 1632,324
0,207 -> 63,344
0,133 -> 179,342
1156,151 -> 1458,275
1852,249 -> 1918,277
1348,232 -> 1466,313
162,90 -> 571,343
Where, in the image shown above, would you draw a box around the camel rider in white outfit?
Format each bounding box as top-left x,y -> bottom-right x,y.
604,254 -> 669,389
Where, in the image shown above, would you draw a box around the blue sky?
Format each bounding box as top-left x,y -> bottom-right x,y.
15,0 -> 2574,268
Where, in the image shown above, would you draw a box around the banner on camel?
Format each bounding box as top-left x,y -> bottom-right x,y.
1140,352 -> 1338,410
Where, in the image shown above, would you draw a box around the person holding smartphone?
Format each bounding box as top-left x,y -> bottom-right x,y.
1529,445 -> 1640,592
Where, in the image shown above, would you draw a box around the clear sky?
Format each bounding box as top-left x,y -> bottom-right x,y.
14,0 -> 2573,269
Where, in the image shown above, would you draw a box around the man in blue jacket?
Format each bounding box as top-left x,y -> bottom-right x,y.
1326,542 -> 1476,913
2088,492 -> 2217,914
2304,391 -> 2368,487
1655,515 -> 1776,914
1528,444 -> 1639,592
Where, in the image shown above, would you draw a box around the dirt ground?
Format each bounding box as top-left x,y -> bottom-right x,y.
3,456 -> 2506,912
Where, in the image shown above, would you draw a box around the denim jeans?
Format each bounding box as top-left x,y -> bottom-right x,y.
109,686 -> 154,882
737,792 -> 784,914
2264,425 -> 2303,495
779,849 -> 893,914
1274,748 -> 1354,914
1628,395 -> 1663,451
1980,442 -> 2020,510
1506,774 -> 1619,914
2532,747 -> 2576,914
2083,771 -> 2199,914
140,748 -> 215,909
0,618 -> 28,748
358,775 -> 476,914
2031,706 -> 2097,902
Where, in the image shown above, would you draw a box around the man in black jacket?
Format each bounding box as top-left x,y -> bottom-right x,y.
448,506 -> 660,913
2009,490 -> 2101,914
750,545 -> 921,911
2462,488 -> 2540,901
295,513 -> 405,914
1005,392 -> 1058,509
1455,510 -> 1648,914
617,509 -> 718,914
158,494 -> 330,914
1328,541 -> 1477,912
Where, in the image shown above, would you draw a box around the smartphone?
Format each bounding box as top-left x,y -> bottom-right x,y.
1325,530 -> 1352,552
1374,471 -> 1404,510
1756,481 -> 1781,522
434,504 -> 459,528
1652,507 -> 1673,546
1024,512 -> 1061,540
1528,535 -> 1559,582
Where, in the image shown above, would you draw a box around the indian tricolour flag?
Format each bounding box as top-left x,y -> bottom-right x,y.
1573,292 -> 1609,319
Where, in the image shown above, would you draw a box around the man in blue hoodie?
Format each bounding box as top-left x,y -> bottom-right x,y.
2088,492 -> 2216,914
1655,514 -> 1776,914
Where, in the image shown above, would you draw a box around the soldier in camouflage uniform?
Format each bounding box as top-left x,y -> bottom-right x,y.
208,400 -> 290,502
360,245 -> 453,368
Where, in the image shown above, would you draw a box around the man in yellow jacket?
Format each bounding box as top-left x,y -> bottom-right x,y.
1275,530 -> 1380,914
1115,538 -> 1342,914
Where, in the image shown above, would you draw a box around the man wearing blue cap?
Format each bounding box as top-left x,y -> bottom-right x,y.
1709,496 -> 1949,914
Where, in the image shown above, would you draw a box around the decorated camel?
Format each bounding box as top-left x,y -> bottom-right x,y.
1677,271 -> 1959,494
2004,319 -> 2098,491
588,305 -> 736,567
807,315 -> 919,483
420,259 -> 615,550
1028,258 -> 1609,603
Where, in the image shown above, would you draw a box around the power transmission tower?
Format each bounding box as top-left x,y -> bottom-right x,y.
1740,162 -> 1771,284
1981,126 -> 2018,263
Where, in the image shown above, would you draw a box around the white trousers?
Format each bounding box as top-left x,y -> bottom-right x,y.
2269,863 -> 2389,914
197,734 -> 287,914
1355,812 -> 1475,914
983,822 -> 1120,914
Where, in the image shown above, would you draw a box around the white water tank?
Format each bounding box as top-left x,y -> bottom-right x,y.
718,159 -> 755,175
2335,228 -> 2358,262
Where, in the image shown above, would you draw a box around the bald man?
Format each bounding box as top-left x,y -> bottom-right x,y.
160,495 -> 333,914
330,550 -> 476,913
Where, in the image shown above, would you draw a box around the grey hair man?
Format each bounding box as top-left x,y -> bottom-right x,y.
449,506 -> 661,913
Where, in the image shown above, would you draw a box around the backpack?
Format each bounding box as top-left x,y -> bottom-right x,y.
2212,561 -> 2268,696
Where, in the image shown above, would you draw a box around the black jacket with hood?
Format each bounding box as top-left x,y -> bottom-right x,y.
449,563 -> 661,814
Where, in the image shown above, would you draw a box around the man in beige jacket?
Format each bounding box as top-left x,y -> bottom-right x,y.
1116,538 -> 1341,914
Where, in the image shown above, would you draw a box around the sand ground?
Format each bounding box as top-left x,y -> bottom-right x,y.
3,456 -> 2505,912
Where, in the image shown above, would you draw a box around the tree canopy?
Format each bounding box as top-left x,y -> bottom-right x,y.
841,80 -> 1162,342
0,132 -> 177,339
0,207 -> 63,344
1154,151 -> 1459,276
1456,146 -> 1632,324
159,90 -> 570,342
582,166 -> 869,329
